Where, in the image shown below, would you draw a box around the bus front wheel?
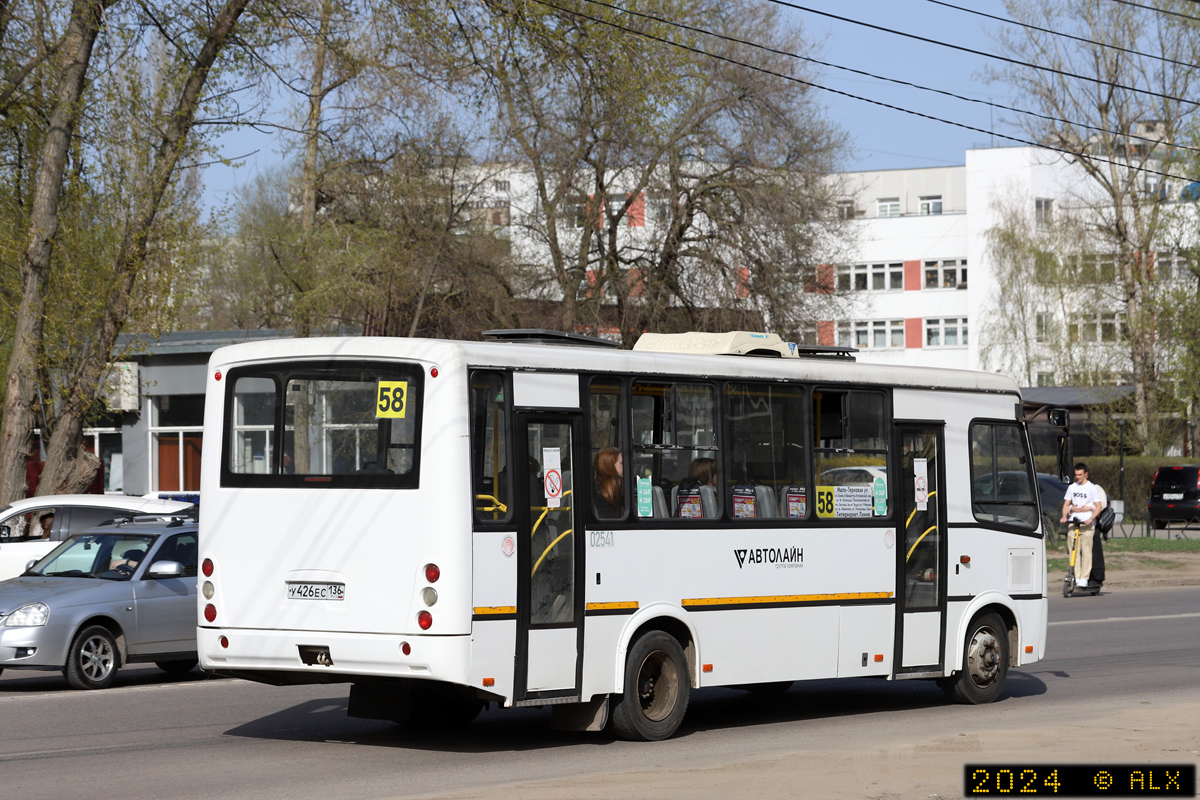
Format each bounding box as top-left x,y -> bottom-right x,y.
611,631 -> 690,741
939,612 -> 1009,705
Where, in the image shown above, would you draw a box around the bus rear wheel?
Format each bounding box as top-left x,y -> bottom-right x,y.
611,631 -> 689,741
939,612 -> 1009,705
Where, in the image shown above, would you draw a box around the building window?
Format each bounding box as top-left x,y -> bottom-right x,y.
1155,252 -> 1191,282
837,263 -> 901,293
1073,254 -> 1116,283
925,318 -> 968,347
877,197 -> 900,217
836,200 -> 856,220
83,430 -> 123,493
1037,372 -> 1055,387
919,195 -> 942,215
151,394 -> 205,492
839,320 -> 904,349
873,262 -> 903,291
1067,312 -> 1125,343
923,259 -> 968,289
1035,198 -> 1053,228
837,264 -> 867,292
1035,312 -> 1050,344
493,180 -> 510,192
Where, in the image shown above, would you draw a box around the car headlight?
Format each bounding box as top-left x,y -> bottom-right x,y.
4,603 -> 49,627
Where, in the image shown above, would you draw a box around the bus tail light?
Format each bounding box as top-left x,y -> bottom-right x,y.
421,587 -> 438,606
219,636 -> 229,648
400,641 -> 411,655
417,610 -> 432,630
204,604 -> 217,623
202,558 -> 214,577
424,563 -> 440,583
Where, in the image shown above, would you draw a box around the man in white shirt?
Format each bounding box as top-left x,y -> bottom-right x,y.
1060,463 -> 1102,588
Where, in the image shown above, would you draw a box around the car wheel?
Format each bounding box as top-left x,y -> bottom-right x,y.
155,659 -> 198,675
610,631 -> 690,741
939,613 -> 1009,705
64,625 -> 120,690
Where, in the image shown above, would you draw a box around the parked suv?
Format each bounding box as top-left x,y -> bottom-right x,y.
1147,466 -> 1200,529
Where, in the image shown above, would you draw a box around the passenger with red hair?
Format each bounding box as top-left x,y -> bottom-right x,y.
593,446 -> 624,519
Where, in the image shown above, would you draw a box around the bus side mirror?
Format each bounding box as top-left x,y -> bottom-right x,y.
1048,408 -> 1069,428
1056,435 -> 1072,484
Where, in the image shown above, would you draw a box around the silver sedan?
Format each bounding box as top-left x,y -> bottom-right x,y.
0,520 -> 198,689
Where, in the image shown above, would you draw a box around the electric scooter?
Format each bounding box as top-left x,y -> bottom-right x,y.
1063,516 -> 1101,597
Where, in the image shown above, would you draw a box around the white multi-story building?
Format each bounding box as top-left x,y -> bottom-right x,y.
822,144 -> 1170,385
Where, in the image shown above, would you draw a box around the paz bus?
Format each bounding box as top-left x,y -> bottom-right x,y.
197,329 -> 1061,741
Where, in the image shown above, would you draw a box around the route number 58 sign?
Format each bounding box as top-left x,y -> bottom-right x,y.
376,381 -> 408,418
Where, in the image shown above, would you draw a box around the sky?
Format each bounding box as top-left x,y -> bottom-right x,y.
199,0 -> 1016,220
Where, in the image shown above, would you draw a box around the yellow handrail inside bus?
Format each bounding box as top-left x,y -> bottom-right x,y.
904,490 -> 938,529
906,525 -> 938,562
529,489 -> 572,538
532,529 -> 573,576
475,494 -> 508,513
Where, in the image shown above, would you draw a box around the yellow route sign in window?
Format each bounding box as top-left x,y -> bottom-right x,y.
816,485 -> 835,519
376,381 -> 408,418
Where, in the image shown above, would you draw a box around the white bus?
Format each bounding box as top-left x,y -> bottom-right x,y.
197,330 -> 1059,741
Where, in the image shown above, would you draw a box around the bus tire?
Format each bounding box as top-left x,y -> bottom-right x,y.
64,625 -> 120,690
611,631 -> 689,741
939,612 -> 1008,705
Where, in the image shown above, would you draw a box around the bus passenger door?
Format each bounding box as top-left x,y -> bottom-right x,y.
514,415 -> 584,701
895,424 -> 947,674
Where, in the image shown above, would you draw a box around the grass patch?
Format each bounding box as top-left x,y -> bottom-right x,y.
1047,557 -> 1070,572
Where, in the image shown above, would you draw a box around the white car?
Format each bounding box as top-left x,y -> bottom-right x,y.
819,465 -> 887,485
0,495 -> 194,581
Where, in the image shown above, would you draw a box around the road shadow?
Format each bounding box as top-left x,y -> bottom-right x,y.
222,670 -> 1049,753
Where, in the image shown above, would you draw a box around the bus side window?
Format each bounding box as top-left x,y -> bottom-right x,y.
813,389 -> 889,520
589,378 -> 626,521
725,382 -> 808,519
471,372 -> 512,524
631,382 -> 719,519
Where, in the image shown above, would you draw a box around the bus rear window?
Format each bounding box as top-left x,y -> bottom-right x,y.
222,361 -> 422,489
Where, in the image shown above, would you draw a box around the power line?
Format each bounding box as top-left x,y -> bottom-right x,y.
924,0 -> 1200,72
575,0 -> 1200,156
762,0 -> 1200,109
526,0 -> 1196,185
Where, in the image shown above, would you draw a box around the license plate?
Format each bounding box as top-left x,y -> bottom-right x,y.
1163,493 -> 1184,500
286,582 -> 345,601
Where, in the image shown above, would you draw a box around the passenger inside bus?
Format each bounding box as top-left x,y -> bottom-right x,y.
675,457 -> 718,518
593,446 -> 623,519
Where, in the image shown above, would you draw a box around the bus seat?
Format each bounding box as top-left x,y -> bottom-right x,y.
698,486 -> 718,518
755,485 -> 778,518
652,485 -> 669,518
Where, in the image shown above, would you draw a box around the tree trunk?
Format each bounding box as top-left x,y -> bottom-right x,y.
0,0 -> 111,505
35,0 -> 251,496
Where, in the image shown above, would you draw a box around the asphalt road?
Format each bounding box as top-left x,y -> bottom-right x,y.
1,587 -> 1198,800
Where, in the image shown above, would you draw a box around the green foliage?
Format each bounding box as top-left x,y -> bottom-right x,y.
1035,455 -> 1196,520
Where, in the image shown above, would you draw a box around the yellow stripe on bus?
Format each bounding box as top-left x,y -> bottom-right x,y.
585,601 -> 639,611
681,592 -> 893,607
472,606 -> 517,615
